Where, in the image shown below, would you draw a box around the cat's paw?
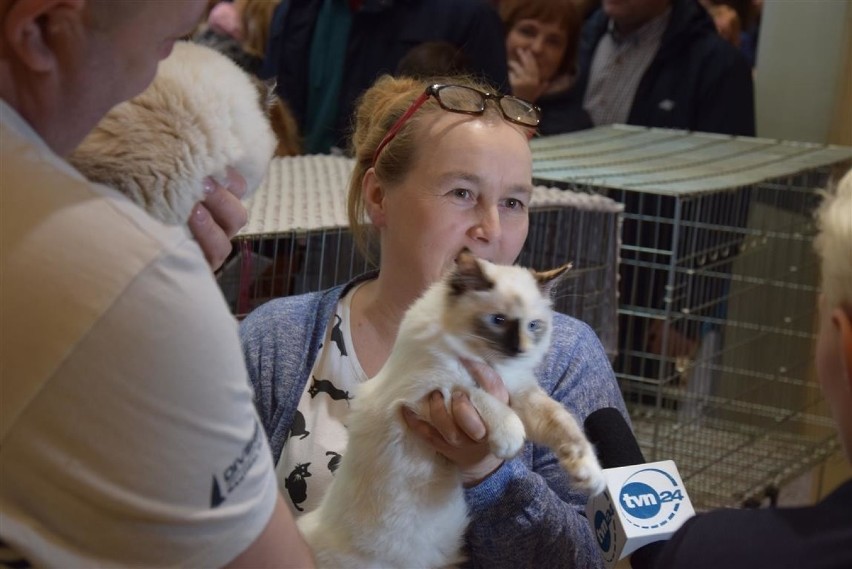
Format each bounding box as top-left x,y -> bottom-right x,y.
488,413 -> 526,459
558,443 -> 606,495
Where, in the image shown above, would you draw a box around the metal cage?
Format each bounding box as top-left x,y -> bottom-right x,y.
531,125 -> 852,509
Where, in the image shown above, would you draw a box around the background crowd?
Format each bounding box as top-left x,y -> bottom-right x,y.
199,0 -> 760,152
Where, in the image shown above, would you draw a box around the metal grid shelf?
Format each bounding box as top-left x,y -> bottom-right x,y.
632,405 -> 840,510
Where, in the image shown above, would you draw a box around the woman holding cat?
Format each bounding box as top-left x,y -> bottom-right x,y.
240,74 -> 629,568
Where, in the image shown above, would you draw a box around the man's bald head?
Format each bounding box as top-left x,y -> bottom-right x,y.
0,0 -> 206,155
83,0 -> 146,30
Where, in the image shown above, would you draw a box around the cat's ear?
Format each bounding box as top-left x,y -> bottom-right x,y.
449,249 -> 493,295
260,78 -> 279,112
254,78 -> 302,156
534,263 -> 572,297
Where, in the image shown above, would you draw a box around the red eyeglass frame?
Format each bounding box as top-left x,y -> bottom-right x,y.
370,84 -> 540,168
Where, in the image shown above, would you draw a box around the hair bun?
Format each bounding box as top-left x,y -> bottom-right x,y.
350,75 -> 423,159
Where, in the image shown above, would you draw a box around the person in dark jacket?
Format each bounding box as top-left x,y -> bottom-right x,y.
572,0 -> 755,136
264,0 -> 509,154
567,0 -> 755,393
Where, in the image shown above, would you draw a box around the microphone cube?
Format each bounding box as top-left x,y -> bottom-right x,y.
586,460 -> 695,567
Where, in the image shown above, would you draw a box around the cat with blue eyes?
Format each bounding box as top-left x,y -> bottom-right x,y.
298,250 -> 605,568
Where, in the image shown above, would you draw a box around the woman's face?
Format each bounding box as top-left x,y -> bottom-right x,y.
374,112 -> 533,291
506,18 -> 569,82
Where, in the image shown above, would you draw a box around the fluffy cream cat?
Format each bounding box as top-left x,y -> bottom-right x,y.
299,251 -> 605,568
69,41 -> 276,225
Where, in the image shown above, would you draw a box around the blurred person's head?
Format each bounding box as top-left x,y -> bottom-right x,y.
813,169 -> 852,462
499,0 -> 582,80
699,0 -> 742,47
0,0 -> 207,155
602,0 -> 671,35
347,75 -> 537,294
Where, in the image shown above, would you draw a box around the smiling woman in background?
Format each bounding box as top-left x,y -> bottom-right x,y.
240,73 -> 629,567
499,0 -> 591,134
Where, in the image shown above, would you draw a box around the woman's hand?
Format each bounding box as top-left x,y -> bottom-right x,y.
508,48 -> 548,103
188,166 -> 248,271
401,359 -> 510,487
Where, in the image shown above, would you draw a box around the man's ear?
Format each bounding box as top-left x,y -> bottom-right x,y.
362,167 -> 387,228
832,306 -> 852,392
3,0 -> 85,72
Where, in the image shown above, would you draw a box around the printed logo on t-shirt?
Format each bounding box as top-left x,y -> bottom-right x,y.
210,419 -> 263,508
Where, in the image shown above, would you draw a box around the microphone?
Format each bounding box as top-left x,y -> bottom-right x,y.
584,408 -> 695,569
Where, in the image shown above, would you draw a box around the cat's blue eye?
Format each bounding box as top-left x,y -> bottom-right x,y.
489,313 -> 506,326
528,320 -> 543,332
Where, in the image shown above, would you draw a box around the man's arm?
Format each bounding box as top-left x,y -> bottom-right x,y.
225,494 -> 315,569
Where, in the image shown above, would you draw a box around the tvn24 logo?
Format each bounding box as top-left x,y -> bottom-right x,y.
618,468 -> 686,529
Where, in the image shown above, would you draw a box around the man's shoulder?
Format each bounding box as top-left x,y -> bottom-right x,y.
2,126 -> 187,254
581,8 -> 610,44
1,120 -> 200,316
663,0 -> 744,64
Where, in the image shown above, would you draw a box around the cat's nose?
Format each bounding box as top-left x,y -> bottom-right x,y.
498,320 -> 524,356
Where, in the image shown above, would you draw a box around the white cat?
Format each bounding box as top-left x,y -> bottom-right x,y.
69,41 -> 276,225
298,251 -> 606,568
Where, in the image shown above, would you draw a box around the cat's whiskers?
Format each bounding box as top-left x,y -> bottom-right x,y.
550,290 -> 585,302
460,330 -> 491,343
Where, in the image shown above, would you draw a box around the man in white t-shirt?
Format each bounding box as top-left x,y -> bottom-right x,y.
0,1 -> 314,567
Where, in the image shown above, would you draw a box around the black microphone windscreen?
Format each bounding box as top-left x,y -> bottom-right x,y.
583,407 -> 645,469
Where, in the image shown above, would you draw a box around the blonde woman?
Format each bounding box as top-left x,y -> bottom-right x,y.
241,74 -> 629,568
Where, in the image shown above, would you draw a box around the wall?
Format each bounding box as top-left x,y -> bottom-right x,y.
756,0 -> 852,144
756,0 -> 852,500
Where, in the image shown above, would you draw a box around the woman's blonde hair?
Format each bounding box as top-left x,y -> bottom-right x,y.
814,167 -> 852,310
346,74 -> 531,260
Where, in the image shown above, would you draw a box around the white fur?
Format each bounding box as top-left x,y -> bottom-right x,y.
70,41 -> 276,224
299,259 -> 605,568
